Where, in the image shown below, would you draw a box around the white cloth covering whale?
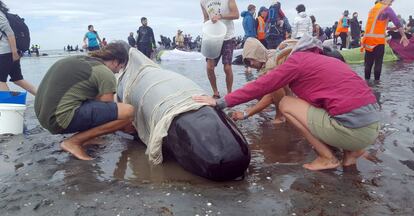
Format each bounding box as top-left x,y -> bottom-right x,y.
118,49 -> 207,164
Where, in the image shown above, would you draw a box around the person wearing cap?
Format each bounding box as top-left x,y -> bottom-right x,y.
200,0 -> 240,99
361,0 -> 409,81
136,17 -> 156,58
194,34 -> 380,171
335,10 -> 350,50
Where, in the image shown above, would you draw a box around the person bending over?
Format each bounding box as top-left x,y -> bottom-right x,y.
194,34 -> 380,171
35,42 -> 134,160
232,38 -> 298,124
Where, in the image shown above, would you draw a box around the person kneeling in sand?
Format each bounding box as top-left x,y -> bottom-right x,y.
194,34 -> 380,171
35,42 -> 134,160
231,38 -> 298,124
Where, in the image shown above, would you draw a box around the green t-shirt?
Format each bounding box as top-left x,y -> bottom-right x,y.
35,56 -> 116,134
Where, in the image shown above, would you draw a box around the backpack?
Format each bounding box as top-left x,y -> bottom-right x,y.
267,4 -> 280,25
1,13 -> 30,52
265,4 -> 283,38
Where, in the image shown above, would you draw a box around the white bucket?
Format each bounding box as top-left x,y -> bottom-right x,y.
0,104 -> 26,135
201,20 -> 227,59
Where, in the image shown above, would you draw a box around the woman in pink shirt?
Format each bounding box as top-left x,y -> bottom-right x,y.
194,34 -> 380,171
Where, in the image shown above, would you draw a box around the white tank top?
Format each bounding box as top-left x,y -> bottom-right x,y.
200,0 -> 235,40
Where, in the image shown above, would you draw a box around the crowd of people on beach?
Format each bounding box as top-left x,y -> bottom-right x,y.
0,0 -> 412,176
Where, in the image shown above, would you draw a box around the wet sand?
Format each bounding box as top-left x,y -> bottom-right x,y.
1,55 -> 414,215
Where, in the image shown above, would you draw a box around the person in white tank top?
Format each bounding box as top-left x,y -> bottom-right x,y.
200,0 -> 239,98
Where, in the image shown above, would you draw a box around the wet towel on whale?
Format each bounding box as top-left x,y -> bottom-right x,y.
118,49 -> 207,164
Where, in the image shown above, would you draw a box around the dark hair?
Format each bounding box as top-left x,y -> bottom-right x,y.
0,1 -> 9,13
89,42 -> 129,65
141,17 -> 147,22
344,10 -> 349,16
310,15 -> 316,23
247,4 -> 255,11
323,46 -> 346,62
296,4 -> 306,13
88,25 -> 93,30
243,58 -> 251,67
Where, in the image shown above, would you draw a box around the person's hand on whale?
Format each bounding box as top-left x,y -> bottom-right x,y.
232,111 -> 244,121
192,95 -> 217,106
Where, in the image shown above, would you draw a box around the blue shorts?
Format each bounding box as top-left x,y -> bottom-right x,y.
63,100 -> 118,134
88,46 -> 100,51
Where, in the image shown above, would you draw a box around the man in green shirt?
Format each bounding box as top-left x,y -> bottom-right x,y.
35,42 -> 134,160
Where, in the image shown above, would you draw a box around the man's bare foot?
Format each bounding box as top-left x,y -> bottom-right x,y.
61,141 -> 93,161
303,156 -> 340,171
82,137 -> 105,147
343,150 -> 366,166
272,117 -> 286,124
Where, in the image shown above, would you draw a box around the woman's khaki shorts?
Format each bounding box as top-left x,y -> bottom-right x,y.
307,106 -> 380,151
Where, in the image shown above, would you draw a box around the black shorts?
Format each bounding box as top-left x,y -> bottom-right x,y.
63,100 -> 118,134
0,53 -> 23,82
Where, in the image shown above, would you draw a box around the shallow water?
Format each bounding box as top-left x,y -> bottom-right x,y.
1,53 -> 414,215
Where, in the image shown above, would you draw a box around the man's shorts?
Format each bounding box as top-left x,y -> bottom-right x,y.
206,38 -> 235,66
63,100 -> 118,134
88,46 -> 100,51
307,106 -> 380,151
0,53 -> 23,82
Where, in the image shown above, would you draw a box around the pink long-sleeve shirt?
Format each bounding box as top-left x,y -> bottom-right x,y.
225,51 -> 377,116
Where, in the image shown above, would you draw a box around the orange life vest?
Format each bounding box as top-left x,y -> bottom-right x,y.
257,16 -> 266,40
361,3 -> 388,52
335,17 -> 349,36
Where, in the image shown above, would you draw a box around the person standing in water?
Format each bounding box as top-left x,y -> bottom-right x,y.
350,12 -> 361,48
127,32 -> 136,48
335,10 -> 350,50
35,42 -> 135,161
256,7 -> 268,48
292,4 -> 312,40
83,25 -> 102,52
136,17 -> 156,58
201,0 -> 239,98
361,0 -> 409,82
194,34 -> 381,171
101,38 -> 107,47
0,1 -> 37,95
241,4 -> 256,39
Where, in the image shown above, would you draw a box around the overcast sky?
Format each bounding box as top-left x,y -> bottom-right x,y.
3,0 -> 413,50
